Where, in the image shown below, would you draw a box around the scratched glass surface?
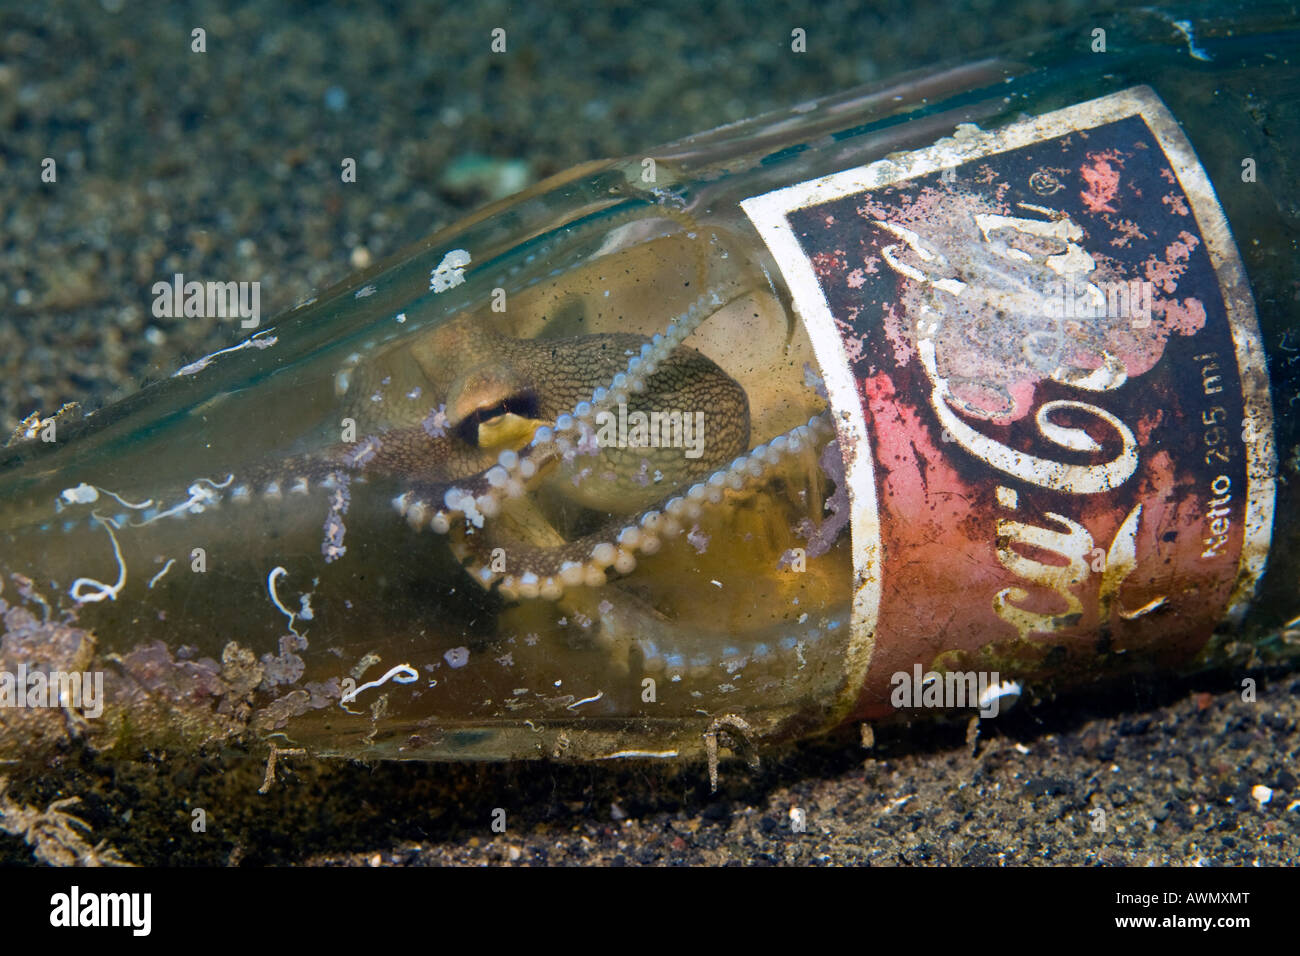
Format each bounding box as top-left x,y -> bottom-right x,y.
0,155 -> 857,760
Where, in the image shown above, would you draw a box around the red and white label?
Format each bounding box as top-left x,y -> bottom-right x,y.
743,86 -> 1275,718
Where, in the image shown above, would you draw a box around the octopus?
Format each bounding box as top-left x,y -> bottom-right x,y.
0,200 -> 853,762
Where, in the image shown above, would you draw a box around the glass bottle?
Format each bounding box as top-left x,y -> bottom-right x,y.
0,5 -> 1296,764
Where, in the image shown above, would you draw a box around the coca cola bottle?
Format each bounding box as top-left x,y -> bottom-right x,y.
0,6 -> 1295,765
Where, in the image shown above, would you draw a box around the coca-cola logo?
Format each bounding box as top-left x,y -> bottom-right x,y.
871,194 -> 1196,498
870,195 -> 1179,635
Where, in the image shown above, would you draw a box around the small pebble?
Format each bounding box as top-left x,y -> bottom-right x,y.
324,85 -> 348,112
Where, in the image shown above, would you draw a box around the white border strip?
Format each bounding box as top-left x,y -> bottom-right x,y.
740,208 -> 881,728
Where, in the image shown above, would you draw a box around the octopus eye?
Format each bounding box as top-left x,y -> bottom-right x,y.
456,390 -> 540,447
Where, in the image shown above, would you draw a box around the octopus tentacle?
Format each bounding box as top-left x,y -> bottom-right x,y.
377,266 -> 833,601
152,284 -> 749,540
101,208 -> 829,610
214,201 -> 722,516
435,411 -> 834,600
418,285 -> 747,532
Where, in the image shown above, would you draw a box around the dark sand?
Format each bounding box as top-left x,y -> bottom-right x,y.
1,0 -> 1296,865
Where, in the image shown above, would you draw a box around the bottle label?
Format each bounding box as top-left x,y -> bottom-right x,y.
742,86 -> 1275,718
